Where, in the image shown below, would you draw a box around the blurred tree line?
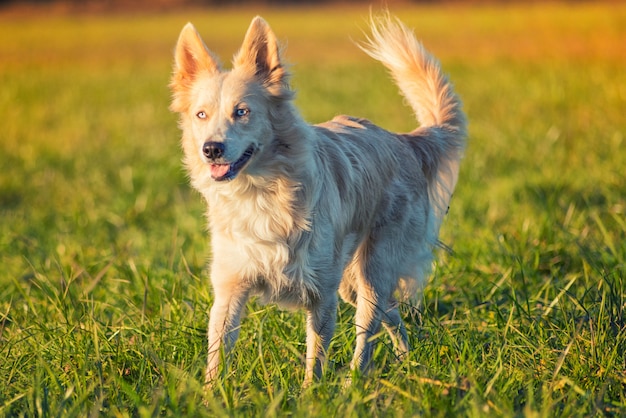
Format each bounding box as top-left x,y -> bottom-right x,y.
0,0 -> 575,8
0,0 -> 600,14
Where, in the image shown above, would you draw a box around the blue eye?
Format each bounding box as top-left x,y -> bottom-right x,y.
196,111 -> 207,119
235,107 -> 250,118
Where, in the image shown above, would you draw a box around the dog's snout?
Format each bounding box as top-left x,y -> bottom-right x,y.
202,142 -> 225,161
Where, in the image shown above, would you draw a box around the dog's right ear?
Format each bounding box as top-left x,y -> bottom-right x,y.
170,23 -> 220,112
174,23 -> 220,78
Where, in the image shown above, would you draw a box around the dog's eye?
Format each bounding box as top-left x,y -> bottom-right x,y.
196,111 -> 207,119
235,108 -> 250,118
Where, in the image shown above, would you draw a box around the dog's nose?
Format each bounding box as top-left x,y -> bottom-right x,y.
202,142 -> 225,161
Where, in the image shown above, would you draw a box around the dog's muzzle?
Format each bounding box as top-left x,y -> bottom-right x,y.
203,141 -> 257,182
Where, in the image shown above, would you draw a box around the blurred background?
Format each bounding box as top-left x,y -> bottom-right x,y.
0,0 -> 624,416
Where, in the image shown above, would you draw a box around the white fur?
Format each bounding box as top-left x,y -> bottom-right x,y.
170,14 -> 466,387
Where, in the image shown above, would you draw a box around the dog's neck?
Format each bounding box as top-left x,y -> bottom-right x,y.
206,133 -> 314,232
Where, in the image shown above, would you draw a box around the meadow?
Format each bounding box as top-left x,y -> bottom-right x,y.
0,2 -> 625,416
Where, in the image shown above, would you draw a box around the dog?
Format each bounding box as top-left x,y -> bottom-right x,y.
169,14 -> 466,387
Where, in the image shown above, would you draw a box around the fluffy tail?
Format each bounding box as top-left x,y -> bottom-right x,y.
360,14 -> 467,226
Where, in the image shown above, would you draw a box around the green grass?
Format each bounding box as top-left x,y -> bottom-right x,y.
1,3 -> 625,416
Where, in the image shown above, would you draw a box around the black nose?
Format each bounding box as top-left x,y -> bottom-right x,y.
202,142 -> 225,161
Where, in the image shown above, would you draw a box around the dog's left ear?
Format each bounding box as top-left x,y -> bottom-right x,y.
234,16 -> 289,95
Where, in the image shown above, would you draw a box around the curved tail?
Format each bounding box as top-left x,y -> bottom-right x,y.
360,14 -> 467,226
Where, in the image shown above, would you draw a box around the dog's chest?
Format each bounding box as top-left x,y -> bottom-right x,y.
224,223 -> 319,308
207,184 -> 319,306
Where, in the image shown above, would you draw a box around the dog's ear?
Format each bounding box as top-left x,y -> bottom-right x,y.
234,16 -> 289,95
174,23 -> 220,78
170,23 -> 221,112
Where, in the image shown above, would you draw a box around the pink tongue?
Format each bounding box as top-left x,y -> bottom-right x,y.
210,164 -> 230,179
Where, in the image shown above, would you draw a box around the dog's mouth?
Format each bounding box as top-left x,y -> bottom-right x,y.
209,145 -> 257,181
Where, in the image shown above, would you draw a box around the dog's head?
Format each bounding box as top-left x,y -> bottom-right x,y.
170,17 -> 293,183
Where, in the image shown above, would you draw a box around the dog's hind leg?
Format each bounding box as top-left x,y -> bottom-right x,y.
352,296 -> 409,372
349,225 -> 416,372
381,298 -> 410,358
303,293 -> 338,386
351,290 -> 384,372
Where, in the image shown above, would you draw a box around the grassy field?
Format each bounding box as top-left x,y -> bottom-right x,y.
1,2 -> 625,416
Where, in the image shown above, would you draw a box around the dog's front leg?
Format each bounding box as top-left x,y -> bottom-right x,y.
303,294 -> 338,386
205,289 -> 249,387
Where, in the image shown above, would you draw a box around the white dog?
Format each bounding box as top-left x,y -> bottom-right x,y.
169,14 -> 466,386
